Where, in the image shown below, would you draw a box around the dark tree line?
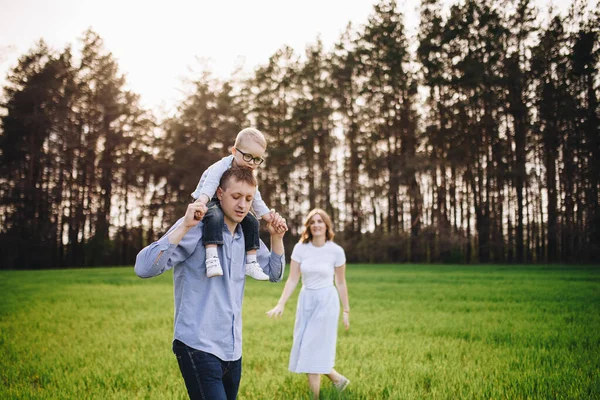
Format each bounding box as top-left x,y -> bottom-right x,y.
1,0 -> 598,269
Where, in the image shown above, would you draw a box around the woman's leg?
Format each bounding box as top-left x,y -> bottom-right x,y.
326,368 -> 341,381
307,374 -> 321,400
326,369 -> 350,391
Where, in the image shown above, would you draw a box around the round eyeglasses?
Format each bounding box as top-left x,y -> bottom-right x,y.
236,148 -> 265,165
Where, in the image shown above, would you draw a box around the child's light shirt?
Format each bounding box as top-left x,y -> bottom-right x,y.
191,155 -> 270,217
291,241 -> 346,290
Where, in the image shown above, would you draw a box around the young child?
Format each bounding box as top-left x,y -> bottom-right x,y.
191,127 -> 282,280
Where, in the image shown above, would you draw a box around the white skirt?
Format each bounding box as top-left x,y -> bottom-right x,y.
288,285 -> 340,373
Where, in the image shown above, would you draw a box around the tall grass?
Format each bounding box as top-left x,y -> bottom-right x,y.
1,264 -> 599,399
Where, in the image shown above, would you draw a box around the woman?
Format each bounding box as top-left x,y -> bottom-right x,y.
266,208 -> 350,399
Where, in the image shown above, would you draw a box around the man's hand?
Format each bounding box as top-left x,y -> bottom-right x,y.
266,211 -> 287,237
185,202 -> 208,227
263,209 -> 287,233
167,202 -> 207,245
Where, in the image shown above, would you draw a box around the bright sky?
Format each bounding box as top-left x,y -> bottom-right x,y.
0,0 -> 412,114
0,0 -> 573,114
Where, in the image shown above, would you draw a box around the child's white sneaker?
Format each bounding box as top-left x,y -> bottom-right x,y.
245,261 -> 269,280
206,257 -> 223,278
334,376 -> 350,392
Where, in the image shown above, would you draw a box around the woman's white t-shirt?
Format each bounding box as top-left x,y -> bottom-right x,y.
291,241 -> 346,290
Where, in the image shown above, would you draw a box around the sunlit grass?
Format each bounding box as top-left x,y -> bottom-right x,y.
1,264 -> 599,399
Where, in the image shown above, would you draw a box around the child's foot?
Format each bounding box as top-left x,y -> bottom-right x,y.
245,260 -> 269,280
206,257 -> 223,278
333,376 -> 350,392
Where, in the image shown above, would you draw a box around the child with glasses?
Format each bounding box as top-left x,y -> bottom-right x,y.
191,127 -> 286,280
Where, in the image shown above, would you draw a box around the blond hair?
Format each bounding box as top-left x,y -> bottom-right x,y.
235,128 -> 267,150
299,208 -> 335,243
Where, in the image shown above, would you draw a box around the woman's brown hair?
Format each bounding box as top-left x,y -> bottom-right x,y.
299,208 -> 335,243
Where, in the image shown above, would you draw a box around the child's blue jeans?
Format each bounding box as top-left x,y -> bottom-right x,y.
203,199 -> 260,252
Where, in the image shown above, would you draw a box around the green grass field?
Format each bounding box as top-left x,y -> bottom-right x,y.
1,264 -> 599,399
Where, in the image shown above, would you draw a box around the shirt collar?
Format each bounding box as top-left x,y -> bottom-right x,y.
222,223 -> 243,239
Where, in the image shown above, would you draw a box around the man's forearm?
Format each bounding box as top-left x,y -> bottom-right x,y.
135,232 -> 180,279
270,235 -> 284,255
168,222 -> 193,245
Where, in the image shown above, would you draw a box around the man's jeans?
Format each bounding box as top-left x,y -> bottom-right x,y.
172,339 -> 242,400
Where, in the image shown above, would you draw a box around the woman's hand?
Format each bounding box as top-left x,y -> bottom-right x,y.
342,311 -> 350,330
266,303 -> 285,318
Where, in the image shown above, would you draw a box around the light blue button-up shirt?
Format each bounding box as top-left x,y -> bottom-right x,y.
134,218 -> 285,361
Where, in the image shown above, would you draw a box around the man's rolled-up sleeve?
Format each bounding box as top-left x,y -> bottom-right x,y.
256,240 -> 285,282
134,219 -> 202,278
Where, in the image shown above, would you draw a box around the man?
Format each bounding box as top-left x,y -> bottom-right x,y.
135,166 -> 287,400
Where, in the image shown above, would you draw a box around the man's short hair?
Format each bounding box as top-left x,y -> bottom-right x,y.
219,166 -> 257,190
234,128 -> 267,150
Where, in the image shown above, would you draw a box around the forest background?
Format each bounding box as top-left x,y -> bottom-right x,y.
1,0 -> 599,269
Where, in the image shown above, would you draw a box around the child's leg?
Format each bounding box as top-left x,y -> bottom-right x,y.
203,201 -> 225,278
240,213 -> 268,280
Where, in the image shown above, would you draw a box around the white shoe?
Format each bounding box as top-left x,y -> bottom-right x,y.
245,260 -> 269,280
206,256 -> 223,278
334,376 -> 350,392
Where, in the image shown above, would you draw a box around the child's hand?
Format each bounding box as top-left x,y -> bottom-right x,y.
266,209 -> 287,232
262,210 -> 274,223
267,212 -> 287,237
275,218 -> 288,234
192,199 -> 208,221
185,202 -> 208,227
264,209 -> 287,234
273,218 -> 288,234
